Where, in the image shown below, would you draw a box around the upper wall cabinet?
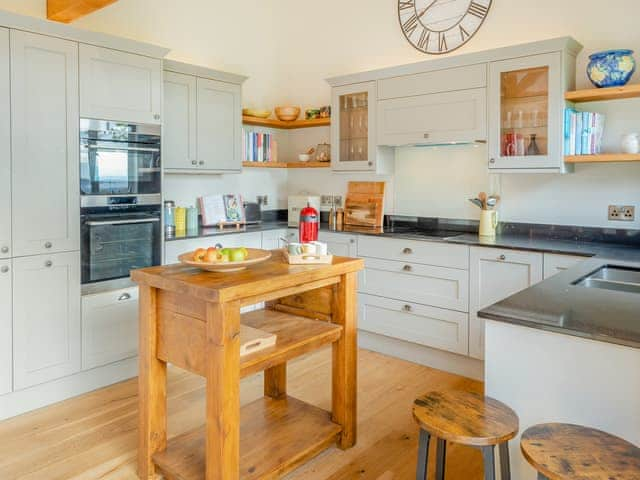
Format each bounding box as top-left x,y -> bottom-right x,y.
80,44 -> 162,124
164,71 -> 197,170
0,28 -> 9,260
488,52 -> 569,172
331,81 -> 392,173
11,30 -> 80,257
163,61 -> 245,174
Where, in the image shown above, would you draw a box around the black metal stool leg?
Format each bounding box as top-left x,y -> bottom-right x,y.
499,442 -> 511,480
416,429 -> 430,480
435,438 -> 446,480
481,446 -> 496,480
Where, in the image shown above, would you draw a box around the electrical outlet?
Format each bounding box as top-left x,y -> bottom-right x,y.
333,195 -> 343,207
256,195 -> 268,206
608,205 -> 635,221
320,195 -> 333,207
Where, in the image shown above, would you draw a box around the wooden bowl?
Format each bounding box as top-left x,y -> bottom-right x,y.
178,248 -> 272,272
275,106 -> 300,122
242,108 -> 271,119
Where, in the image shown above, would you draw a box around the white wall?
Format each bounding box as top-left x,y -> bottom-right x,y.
2,0 -> 639,227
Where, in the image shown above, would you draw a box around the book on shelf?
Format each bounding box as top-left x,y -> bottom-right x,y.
242,129 -> 278,163
564,108 -> 605,156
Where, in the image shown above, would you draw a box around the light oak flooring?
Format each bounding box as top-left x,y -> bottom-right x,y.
0,348 -> 483,480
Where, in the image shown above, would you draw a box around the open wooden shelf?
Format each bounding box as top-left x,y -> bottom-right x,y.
153,395 -> 342,480
156,302 -> 343,378
243,115 -> 330,129
565,84 -> 640,103
565,153 -> 640,164
242,161 -> 330,169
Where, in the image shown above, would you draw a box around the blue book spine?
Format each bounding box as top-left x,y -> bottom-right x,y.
581,112 -> 590,155
575,111 -> 583,155
563,108 -> 572,155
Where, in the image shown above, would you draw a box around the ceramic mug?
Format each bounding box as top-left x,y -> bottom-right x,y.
287,242 -> 303,255
310,241 -> 328,255
301,243 -> 317,255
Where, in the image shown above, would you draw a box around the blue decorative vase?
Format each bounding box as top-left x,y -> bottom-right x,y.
587,49 -> 636,88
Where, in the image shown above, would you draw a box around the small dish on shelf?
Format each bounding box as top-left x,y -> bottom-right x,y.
242,108 -> 271,119
298,153 -> 311,162
275,106 -> 300,121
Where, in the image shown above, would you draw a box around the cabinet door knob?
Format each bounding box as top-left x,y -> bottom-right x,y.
199,160 -> 205,165
1,246 -> 8,254
367,161 -> 373,167
498,254 -> 506,261
350,239 -> 355,244
402,304 -> 412,312
44,260 -> 53,267
0,265 -> 8,273
489,158 -> 496,164
153,114 -> 161,120
403,247 -> 413,254
403,264 -> 412,272
191,160 -> 197,165
423,133 -> 430,139
44,241 -> 52,249
118,292 -> 131,301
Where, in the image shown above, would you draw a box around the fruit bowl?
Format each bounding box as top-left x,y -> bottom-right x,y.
274,106 -> 300,122
242,108 -> 272,119
178,248 -> 272,272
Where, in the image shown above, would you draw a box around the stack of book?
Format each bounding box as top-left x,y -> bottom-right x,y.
564,108 -> 605,156
243,129 -> 278,162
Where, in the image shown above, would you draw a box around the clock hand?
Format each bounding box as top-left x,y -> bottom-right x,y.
417,0 -> 439,18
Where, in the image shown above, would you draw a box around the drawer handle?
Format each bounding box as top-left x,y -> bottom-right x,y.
423,133 -> 430,139
1,246 -> 8,254
489,158 -> 496,164
0,265 -> 8,273
402,304 -> 412,313
403,247 -> 413,254
44,260 -> 53,268
153,113 -> 161,121
191,160 -> 197,165
498,254 -> 506,261
44,241 -> 52,249
350,239 -> 355,244
118,292 -> 132,301
402,264 -> 412,272
199,160 -> 205,165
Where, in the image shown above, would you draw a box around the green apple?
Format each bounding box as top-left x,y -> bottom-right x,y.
230,247 -> 248,262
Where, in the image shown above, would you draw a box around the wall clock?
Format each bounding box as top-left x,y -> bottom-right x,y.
398,0 -> 492,55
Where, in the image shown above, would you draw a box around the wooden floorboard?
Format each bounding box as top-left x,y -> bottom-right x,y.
0,348 -> 483,479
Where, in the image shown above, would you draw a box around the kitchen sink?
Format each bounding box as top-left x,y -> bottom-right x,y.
573,265 -> 640,295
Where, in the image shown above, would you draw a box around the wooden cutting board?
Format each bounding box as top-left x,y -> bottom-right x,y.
345,181 -> 385,227
240,324 -> 277,356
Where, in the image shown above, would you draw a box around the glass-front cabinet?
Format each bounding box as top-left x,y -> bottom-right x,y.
331,81 -> 381,171
489,52 -> 564,171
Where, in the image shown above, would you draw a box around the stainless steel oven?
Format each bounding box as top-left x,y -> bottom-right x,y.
80,118 -> 161,196
81,195 -> 162,289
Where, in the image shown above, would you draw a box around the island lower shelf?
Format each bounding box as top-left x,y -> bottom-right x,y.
154,395 -> 342,480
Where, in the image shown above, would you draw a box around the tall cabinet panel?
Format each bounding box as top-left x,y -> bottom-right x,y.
0,28 -> 9,259
163,71 -> 197,170
10,31 -> 79,257
13,252 -> 81,390
0,259 -> 11,395
196,77 -> 242,172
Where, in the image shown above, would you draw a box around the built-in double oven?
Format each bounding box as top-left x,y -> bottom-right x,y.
80,119 -> 162,291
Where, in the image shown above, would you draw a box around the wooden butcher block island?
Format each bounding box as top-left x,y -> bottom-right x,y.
131,250 -> 364,480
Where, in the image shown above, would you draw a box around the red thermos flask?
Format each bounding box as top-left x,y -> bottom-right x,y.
299,203 -> 319,243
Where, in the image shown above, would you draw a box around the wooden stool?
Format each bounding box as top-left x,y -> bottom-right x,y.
521,423 -> 640,480
412,390 -> 519,480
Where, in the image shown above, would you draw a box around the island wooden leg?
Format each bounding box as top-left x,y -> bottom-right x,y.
331,272 -> 358,449
205,301 -> 241,480
138,285 -> 167,479
264,363 -> 287,399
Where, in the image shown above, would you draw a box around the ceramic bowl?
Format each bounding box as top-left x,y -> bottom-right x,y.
298,153 -> 311,162
275,106 -> 300,121
587,49 -> 636,88
242,108 -> 271,119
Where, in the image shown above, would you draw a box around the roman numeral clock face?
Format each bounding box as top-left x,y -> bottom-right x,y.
399,0 -> 492,54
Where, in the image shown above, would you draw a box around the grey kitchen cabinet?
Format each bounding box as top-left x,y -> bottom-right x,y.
0,258 -> 11,395
13,252 -> 81,390
377,88 -> 487,146
10,30 -> 79,257
82,287 -> 138,370
196,77 -> 242,172
543,253 -> 585,279
0,28 -> 9,260
318,231 -> 357,257
163,71 -> 198,170
261,229 -> 288,250
469,247 -> 543,359
358,293 -> 469,356
79,44 -> 162,124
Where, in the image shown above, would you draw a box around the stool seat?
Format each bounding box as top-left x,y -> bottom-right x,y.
413,390 -> 519,447
521,423 -> 640,480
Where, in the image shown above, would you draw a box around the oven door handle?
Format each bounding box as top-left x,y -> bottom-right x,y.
86,218 -> 160,226
82,144 -> 160,153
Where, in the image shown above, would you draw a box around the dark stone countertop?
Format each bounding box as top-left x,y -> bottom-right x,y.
478,257 -> 640,350
165,221 -> 289,242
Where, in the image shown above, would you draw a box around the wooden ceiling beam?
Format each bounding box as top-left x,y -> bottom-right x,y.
47,0 -> 119,23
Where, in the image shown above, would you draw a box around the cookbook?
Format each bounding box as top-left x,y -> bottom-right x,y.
199,194 -> 246,226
